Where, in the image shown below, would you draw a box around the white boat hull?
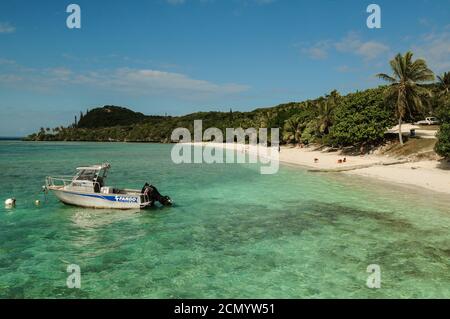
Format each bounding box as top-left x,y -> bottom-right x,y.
51,188 -> 146,210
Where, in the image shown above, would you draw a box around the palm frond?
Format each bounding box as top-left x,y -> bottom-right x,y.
377,51 -> 435,125
376,73 -> 396,83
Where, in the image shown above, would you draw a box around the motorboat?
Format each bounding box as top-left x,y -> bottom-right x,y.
45,163 -> 172,209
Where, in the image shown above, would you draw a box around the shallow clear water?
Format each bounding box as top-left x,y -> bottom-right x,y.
0,141 -> 449,298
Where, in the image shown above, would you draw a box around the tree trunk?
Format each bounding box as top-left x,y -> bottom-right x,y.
398,118 -> 404,146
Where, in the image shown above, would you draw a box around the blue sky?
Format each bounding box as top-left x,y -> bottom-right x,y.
0,0 -> 449,136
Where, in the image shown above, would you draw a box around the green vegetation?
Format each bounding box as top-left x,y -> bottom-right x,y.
329,88 -> 395,147
435,122 -> 450,158
26,52 -> 450,158
435,73 -> 450,158
436,72 -> 450,96
77,106 -> 149,128
377,51 -> 435,145
283,116 -> 303,145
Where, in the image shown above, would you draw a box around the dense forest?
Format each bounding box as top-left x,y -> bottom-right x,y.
27,52 -> 450,158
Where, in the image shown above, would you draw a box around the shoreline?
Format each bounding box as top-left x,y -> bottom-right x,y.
190,142 -> 450,195
7,140 -> 450,195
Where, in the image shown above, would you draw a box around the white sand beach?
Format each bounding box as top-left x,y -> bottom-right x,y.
190,142 -> 450,195
345,160 -> 450,195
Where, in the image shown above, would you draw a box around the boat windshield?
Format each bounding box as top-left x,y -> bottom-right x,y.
75,169 -> 99,181
73,165 -> 109,183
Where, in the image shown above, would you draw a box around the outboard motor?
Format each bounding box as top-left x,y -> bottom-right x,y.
142,183 -> 173,207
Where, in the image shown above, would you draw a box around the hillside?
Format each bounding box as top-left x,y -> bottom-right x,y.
25,78 -> 450,160
77,106 -> 148,128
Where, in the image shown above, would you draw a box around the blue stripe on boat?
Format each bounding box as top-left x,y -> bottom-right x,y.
63,191 -> 139,203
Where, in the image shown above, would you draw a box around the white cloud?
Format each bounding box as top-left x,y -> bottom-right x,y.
307,47 -> 328,60
0,74 -> 22,83
300,32 -> 389,62
335,32 -> 389,60
0,22 -> 15,34
419,18 -> 431,27
335,65 -> 352,73
0,58 -> 16,65
413,31 -> 450,73
356,41 -> 390,60
0,64 -> 249,98
301,41 -> 331,60
47,67 -> 73,81
79,68 -> 249,95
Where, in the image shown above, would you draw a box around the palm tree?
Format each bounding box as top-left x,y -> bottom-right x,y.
326,89 -> 341,104
316,99 -> 336,135
377,51 -> 435,145
258,111 -> 276,128
437,72 -> 450,97
283,116 -> 303,145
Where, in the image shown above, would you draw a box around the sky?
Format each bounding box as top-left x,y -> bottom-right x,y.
0,0 -> 449,136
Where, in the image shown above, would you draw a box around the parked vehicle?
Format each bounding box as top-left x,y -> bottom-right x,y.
415,117 -> 440,125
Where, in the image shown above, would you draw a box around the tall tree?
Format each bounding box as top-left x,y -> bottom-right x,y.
283,116 -> 303,145
258,111 -> 276,128
316,99 -> 336,135
437,72 -> 450,97
377,51 -> 435,145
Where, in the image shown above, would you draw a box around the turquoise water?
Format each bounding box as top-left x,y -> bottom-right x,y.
0,141 -> 449,298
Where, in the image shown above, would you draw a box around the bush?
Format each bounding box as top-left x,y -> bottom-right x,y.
329,88 -> 395,146
300,121 -> 316,145
435,124 -> 450,157
435,100 -> 450,158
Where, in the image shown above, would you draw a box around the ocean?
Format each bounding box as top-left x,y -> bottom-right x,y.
0,141 -> 449,298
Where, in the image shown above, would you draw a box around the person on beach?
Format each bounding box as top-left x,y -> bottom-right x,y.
360,144 -> 365,156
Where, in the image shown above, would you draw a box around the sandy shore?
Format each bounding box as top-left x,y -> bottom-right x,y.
345,160 -> 450,195
189,142 -> 450,195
